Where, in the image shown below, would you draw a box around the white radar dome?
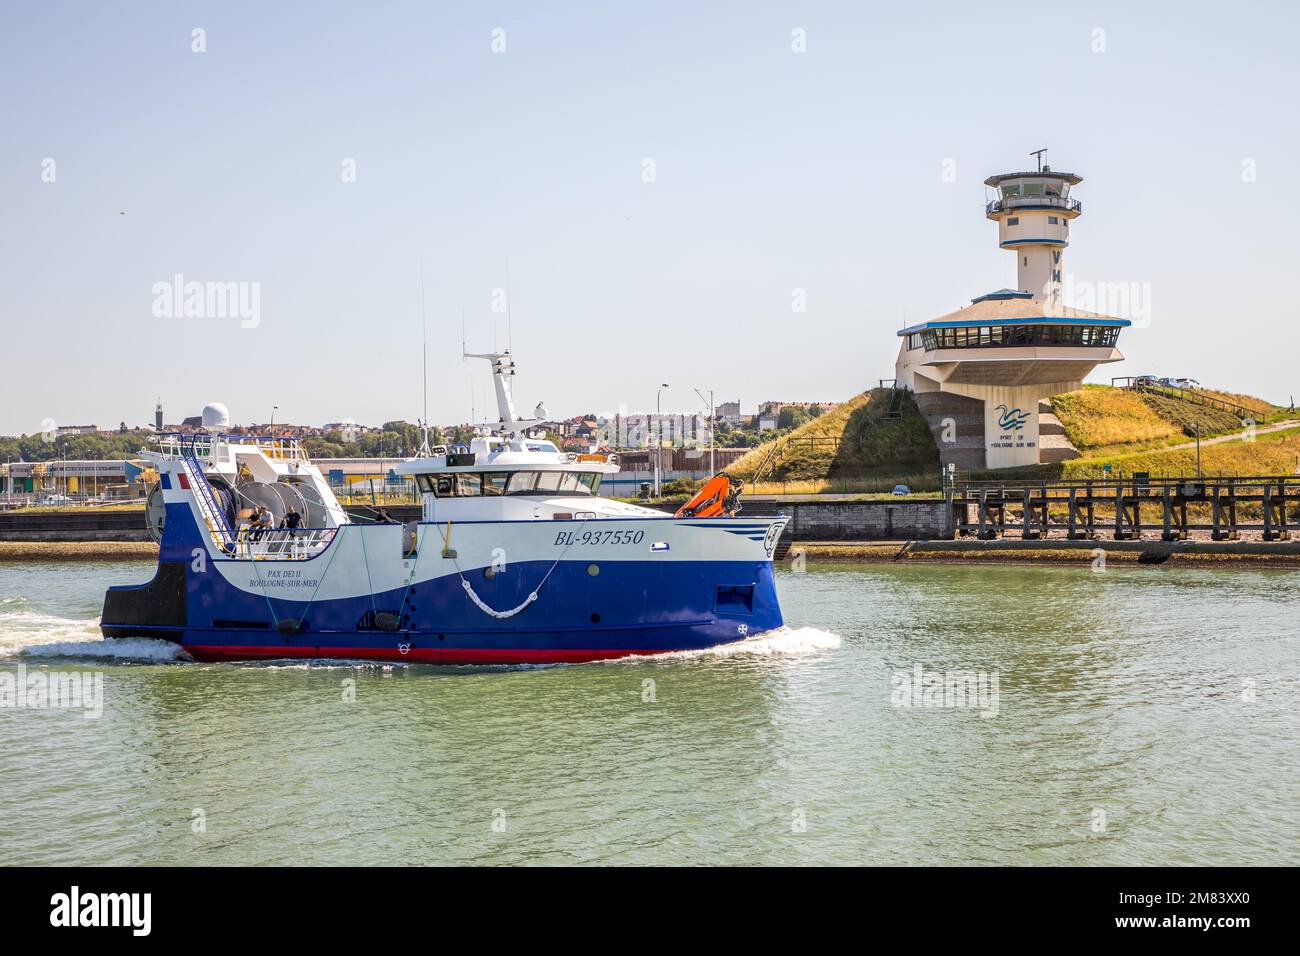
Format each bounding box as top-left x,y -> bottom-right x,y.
201,402 -> 231,431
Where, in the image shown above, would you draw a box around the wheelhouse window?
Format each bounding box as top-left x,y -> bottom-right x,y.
417,471 -> 602,497
416,473 -> 484,496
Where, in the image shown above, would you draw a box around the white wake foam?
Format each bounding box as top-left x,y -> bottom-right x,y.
625,626 -> 843,663
698,626 -> 842,657
20,637 -> 188,662
0,610 -> 187,662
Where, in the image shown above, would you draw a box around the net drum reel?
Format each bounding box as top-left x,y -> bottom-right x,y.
144,483 -> 166,544
145,476 -> 238,544
286,477 -> 331,527
236,478 -> 307,527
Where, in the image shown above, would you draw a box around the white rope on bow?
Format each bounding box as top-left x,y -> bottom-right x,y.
460,580 -> 539,619
446,519 -> 588,620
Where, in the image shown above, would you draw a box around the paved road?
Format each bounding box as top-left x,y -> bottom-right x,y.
1156,419 -> 1300,453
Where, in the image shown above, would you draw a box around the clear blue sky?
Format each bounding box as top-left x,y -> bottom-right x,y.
3,0 -> 1297,435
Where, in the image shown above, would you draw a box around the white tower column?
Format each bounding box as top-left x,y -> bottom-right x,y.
985,160 -> 1081,310
1017,243 -> 1065,304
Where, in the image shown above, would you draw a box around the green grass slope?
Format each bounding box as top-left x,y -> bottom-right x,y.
730,389 -> 938,481
1050,384 -> 1290,456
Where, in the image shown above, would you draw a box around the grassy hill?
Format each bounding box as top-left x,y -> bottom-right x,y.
729,388 -> 938,489
1049,384 -> 1289,457
1058,424 -> 1300,479
728,382 -> 1293,492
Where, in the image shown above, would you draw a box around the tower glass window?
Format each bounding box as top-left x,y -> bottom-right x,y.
918,325 -> 1120,350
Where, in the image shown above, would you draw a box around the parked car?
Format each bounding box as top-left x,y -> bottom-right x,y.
38,494 -> 74,506
891,484 -> 911,496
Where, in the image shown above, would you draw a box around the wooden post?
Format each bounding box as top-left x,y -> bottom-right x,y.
1211,483 -> 1223,540
1022,489 -> 1037,539
1279,482 -> 1292,539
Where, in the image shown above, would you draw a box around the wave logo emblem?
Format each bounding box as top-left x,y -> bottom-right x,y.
763,522 -> 784,558
995,404 -> 1032,431
397,642 -> 411,656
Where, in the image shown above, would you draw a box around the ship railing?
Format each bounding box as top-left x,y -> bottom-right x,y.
234,526 -> 338,560
154,433 -> 311,462
985,195 -> 1082,215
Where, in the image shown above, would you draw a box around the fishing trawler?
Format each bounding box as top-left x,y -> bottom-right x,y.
101,353 -> 788,663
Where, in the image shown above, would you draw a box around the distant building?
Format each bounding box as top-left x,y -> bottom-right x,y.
55,424 -> 99,436
599,413 -> 711,449
716,400 -> 744,424
155,399 -> 163,431
756,401 -> 836,418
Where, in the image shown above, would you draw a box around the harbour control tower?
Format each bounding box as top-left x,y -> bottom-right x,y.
894,152 -> 1129,470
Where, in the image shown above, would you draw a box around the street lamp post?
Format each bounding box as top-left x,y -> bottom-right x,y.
655,383 -> 669,496
694,387 -> 715,476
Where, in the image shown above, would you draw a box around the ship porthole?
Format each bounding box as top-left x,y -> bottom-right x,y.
587,563 -> 600,576
590,612 -> 601,623
484,567 -> 496,580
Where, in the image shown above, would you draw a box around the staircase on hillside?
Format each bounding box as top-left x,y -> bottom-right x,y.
1037,400 -> 1080,463
914,392 -> 987,469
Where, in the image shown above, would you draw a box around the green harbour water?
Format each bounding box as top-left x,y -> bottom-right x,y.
1,559 -> 1297,866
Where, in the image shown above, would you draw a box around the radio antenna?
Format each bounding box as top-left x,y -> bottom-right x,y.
505,260 -> 513,352
418,259 -> 431,457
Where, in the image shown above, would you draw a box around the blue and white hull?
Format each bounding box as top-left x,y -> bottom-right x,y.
103,499 -> 788,664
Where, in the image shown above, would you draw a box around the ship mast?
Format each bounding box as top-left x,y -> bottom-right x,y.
462,351 -> 547,438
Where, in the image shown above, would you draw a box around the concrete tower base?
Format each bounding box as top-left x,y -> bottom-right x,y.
914,387 -> 1080,470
